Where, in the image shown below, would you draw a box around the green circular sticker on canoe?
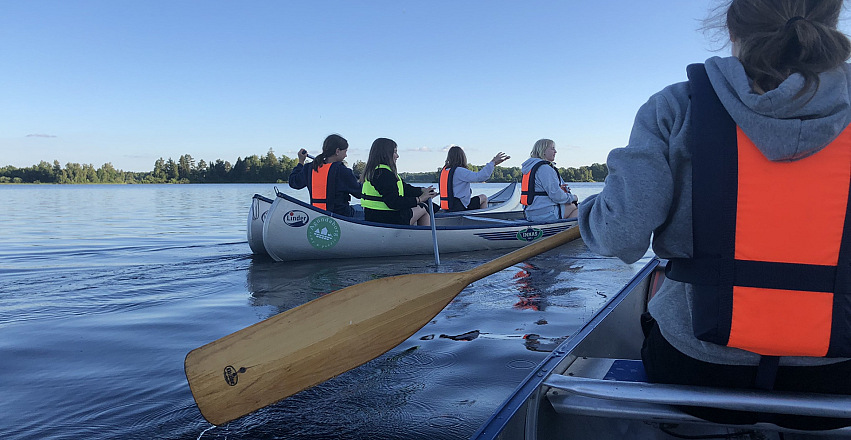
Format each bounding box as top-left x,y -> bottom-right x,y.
516,227 -> 543,242
307,216 -> 341,249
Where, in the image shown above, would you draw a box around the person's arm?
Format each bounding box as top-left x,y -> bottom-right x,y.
455,161 -> 495,183
373,170 -> 418,210
577,85 -> 685,264
403,182 -> 436,204
288,163 -> 307,189
457,152 -> 509,182
336,164 -> 362,199
537,166 -> 571,204
560,184 -> 579,204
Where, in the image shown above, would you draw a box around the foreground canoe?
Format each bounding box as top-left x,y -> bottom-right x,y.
472,258 -> 851,439
247,182 -> 521,256
261,190 -> 574,262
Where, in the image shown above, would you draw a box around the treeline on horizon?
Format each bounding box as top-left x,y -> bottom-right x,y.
0,149 -> 608,184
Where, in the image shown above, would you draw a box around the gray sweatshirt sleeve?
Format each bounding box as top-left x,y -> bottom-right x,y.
454,161 -> 495,183
578,83 -> 690,264
538,165 -> 571,204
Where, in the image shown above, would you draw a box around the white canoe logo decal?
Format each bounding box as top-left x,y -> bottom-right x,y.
307,216 -> 341,249
516,227 -> 543,242
284,210 -> 309,227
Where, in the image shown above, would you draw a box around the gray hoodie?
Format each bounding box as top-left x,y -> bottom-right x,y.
577,56 -> 851,366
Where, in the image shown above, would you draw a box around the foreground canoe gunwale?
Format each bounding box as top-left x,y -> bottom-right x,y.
472,257 -> 851,439
471,258 -> 660,440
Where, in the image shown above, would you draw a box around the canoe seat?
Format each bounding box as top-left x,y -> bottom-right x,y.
545,358 -> 851,430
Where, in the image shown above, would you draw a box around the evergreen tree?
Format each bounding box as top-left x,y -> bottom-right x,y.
352,160 -> 366,180
153,158 -> 166,181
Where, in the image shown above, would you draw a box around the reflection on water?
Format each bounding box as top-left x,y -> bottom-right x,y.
245,249 -> 510,314
0,182 -> 656,440
511,261 -> 581,311
233,238 -> 649,440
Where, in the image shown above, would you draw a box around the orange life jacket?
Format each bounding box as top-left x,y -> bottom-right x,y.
520,161 -> 550,206
309,163 -> 336,211
667,64 -> 851,358
439,167 -> 456,210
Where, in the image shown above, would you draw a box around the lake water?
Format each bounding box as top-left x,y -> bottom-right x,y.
0,182 -> 650,440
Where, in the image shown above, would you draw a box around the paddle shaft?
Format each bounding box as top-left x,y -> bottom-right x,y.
465,226 -> 580,282
185,226 -> 580,425
428,199 -> 440,265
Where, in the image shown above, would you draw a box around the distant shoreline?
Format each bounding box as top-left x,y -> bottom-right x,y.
1,157 -> 607,184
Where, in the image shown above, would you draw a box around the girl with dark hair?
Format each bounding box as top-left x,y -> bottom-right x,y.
288,134 -> 362,217
439,146 -> 509,212
360,138 -> 437,225
578,0 -> 851,429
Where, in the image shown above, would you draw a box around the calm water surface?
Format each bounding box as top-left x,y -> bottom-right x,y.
0,183 -> 649,440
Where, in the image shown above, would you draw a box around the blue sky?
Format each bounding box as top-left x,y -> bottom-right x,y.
3,1 -> 849,173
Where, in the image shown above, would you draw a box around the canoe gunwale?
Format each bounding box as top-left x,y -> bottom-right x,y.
470,258 -> 661,440
472,257 -> 851,439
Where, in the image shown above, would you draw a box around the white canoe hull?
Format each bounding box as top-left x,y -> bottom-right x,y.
248,182 -> 522,257
261,191 -> 574,262
247,194 -> 274,255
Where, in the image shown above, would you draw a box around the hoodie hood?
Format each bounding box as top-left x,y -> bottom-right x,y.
705,56 -> 851,161
521,157 -> 545,174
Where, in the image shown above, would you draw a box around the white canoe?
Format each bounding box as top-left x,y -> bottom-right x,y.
247,182 -> 522,256
472,258 -> 851,439
247,194 -> 274,255
455,181 -> 522,215
260,190 -> 575,262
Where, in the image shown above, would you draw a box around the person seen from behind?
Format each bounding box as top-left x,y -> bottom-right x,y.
360,138 -> 438,226
289,134 -> 362,218
577,0 -> 851,430
521,139 -> 579,221
439,145 -> 510,212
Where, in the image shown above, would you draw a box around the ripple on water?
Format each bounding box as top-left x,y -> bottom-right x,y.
392,347 -> 458,370
1,184 -> 649,440
505,358 -> 539,370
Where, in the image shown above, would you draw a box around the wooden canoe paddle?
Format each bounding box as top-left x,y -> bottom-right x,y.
184,226 -> 581,425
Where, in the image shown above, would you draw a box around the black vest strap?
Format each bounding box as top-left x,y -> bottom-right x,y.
670,63 -> 739,345
668,259 -> 839,293
830,168 -> 851,356
522,161 -> 552,204
754,356 -> 780,390
443,167 -> 456,201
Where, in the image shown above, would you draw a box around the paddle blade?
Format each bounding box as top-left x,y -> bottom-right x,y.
184,271 -> 469,425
